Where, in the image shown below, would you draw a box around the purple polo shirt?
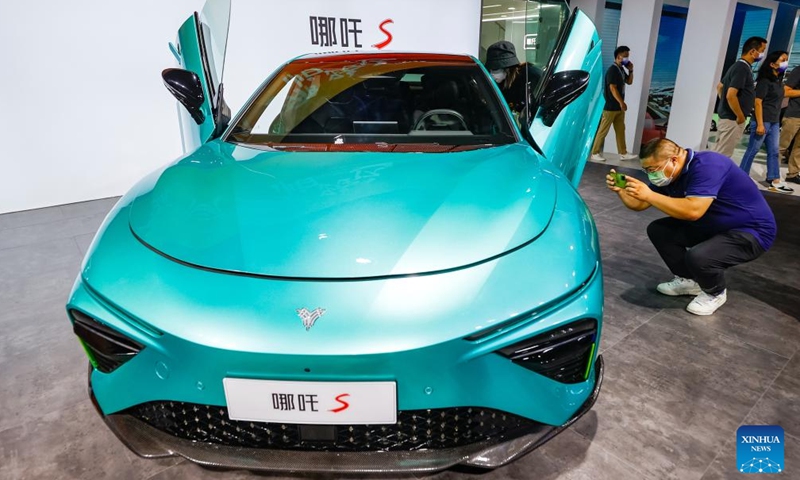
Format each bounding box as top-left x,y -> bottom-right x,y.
651,150 -> 776,250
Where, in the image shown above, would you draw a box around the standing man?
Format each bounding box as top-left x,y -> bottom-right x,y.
714,36 -> 767,157
591,46 -> 636,162
780,65 -> 800,184
606,138 -> 776,316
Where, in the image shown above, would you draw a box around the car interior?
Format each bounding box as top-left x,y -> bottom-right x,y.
277,67 -> 508,138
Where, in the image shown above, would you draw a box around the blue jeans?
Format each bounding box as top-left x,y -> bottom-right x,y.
739,120 -> 781,181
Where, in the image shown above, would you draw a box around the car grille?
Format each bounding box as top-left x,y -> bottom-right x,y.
125,401 -> 537,452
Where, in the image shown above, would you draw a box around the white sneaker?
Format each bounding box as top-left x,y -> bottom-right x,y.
590,154 -> 605,162
619,153 -> 639,161
656,276 -> 702,296
686,289 -> 727,316
768,181 -> 794,194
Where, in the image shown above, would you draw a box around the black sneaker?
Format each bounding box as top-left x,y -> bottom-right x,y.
786,176 -> 800,185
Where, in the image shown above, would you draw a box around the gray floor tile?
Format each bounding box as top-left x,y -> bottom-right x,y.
0,302 -> 74,364
578,187 -> 625,216
579,164 -> 647,216
74,232 -> 96,257
601,254 -> 673,292
571,311 -> 789,479
145,463 -> 266,480
592,198 -> 666,231
0,239 -> 82,316
0,237 -> 81,275
477,427 -> 656,480
0,305 -> 86,432
700,433 -> 798,479
613,311 -> 789,398
59,196 -> 119,219
0,212 -> 107,251
730,260 -> 800,301
0,264 -> 80,318
741,353 -> 800,440
573,405 -> 718,480
598,276 -> 665,352
0,400 -> 180,480
662,292 -> 800,359
593,219 -> 646,260
0,205 -> 64,230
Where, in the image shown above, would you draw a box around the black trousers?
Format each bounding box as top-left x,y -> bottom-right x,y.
646,217 -> 765,295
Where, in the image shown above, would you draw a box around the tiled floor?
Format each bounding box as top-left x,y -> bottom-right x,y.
0,163 -> 798,480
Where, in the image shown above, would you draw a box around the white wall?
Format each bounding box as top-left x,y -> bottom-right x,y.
0,0 -> 202,214
0,0 -> 481,215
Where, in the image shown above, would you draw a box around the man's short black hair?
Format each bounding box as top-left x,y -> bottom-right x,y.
742,36 -> 767,55
640,138 -> 680,161
614,46 -> 630,58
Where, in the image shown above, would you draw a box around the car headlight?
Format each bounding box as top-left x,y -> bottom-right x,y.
497,319 -> 597,384
70,309 -> 144,373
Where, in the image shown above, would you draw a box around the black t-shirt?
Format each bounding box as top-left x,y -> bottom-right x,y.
718,60 -> 756,120
500,63 -> 543,113
755,76 -> 784,123
785,66 -> 800,118
603,64 -> 627,111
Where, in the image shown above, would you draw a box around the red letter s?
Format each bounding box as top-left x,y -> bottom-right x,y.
330,393 -> 350,413
372,19 -> 394,49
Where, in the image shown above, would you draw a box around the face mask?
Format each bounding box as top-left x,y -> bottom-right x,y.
778,61 -> 789,74
753,51 -> 765,62
621,57 -> 631,66
647,160 -> 675,187
490,69 -> 507,83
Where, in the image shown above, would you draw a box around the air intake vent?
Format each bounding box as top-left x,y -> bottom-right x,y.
498,319 -> 597,384
71,309 -> 143,373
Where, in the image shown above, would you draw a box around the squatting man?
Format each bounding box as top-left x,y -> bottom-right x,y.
606,138 -> 776,315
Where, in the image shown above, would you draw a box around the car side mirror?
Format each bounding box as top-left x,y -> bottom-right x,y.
162,68 -> 206,125
540,70 -> 589,127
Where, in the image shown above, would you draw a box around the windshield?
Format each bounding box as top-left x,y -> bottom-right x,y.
226,54 -> 518,152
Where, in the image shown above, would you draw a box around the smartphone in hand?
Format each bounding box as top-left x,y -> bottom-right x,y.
612,172 -> 627,188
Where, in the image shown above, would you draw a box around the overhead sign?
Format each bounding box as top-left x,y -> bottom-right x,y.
221,0 -> 482,114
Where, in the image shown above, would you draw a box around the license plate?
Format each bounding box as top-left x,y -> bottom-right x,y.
223,378 -> 397,425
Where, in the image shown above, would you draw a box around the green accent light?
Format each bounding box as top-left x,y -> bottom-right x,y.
583,342 -> 596,380
78,338 -> 99,369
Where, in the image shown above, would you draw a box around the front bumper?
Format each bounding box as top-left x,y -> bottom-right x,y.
93,355 -> 603,473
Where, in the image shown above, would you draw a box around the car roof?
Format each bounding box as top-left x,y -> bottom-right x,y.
292,51 -> 477,65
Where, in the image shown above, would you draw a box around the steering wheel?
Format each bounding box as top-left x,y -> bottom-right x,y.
412,109 -> 469,131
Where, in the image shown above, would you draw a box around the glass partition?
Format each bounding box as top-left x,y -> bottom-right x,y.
480,0 -> 569,78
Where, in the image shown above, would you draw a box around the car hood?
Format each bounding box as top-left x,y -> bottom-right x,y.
128,141 -> 556,279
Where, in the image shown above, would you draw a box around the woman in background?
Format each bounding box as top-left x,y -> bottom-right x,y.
739,50 -> 793,194
484,41 -> 542,122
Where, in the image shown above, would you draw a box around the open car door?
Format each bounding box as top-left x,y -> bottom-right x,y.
525,5 -> 604,187
168,0 -> 231,152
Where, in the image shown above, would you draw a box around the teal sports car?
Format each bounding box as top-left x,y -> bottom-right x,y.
67,1 -> 606,473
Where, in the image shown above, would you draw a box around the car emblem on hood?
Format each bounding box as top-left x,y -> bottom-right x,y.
297,307 -> 326,331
